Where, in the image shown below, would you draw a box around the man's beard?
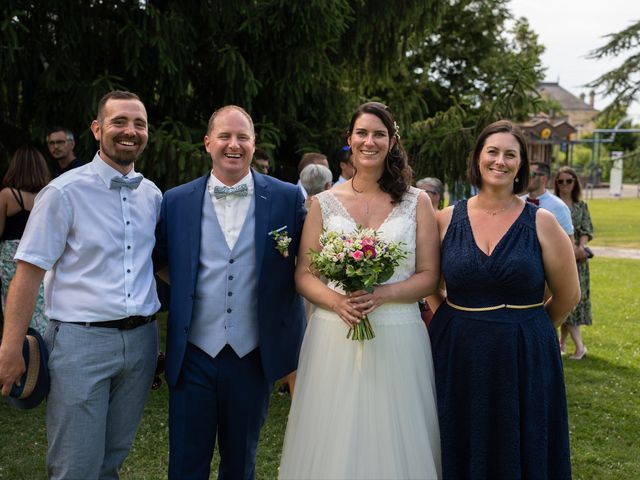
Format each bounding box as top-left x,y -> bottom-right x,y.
101,136 -> 146,166
111,154 -> 137,167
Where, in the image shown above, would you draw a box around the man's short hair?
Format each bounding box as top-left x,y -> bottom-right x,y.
253,148 -> 270,161
46,126 -> 74,141
334,147 -> 351,167
207,105 -> 254,136
298,152 -> 328,175
97,91 -> 142,123
300,164 -> 333,197
530,161 -> 550,177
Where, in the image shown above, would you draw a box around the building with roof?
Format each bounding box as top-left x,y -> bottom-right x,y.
537,81 -> 600,136
520,113 -> 576,165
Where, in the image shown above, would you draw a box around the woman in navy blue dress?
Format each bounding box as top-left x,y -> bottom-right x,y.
428,120 -> 580,479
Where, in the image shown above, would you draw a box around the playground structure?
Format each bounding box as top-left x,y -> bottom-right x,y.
521,119 -> 640,199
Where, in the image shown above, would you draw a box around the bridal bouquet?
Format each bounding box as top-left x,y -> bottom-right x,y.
308,226 -> 406,341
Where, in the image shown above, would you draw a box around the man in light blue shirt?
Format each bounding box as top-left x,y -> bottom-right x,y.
0,91 -> 162,479
524,162 -> 574,236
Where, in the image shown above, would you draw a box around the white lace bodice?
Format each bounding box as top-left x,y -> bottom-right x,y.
316,187 -> 419,286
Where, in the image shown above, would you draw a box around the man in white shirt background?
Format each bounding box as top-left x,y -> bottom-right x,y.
0,90 -> 162,480
332,146 -> 354,186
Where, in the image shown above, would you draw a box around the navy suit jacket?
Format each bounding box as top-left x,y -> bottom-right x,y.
155,171 -> 307,386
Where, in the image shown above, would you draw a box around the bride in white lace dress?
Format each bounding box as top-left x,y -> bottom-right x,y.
279,102 -> 441,479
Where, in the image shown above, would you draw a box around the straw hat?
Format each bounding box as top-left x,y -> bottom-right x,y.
8,328 -> 50,409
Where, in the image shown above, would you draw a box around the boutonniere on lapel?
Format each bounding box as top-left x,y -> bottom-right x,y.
269,226 -> 292,258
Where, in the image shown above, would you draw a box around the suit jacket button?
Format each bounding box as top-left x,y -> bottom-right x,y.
183,326 -> 188,333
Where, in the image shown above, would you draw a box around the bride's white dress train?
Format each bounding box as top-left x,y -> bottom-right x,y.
279,188 -> 441,480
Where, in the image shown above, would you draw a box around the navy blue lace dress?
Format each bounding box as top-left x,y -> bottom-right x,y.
429,200 -> 571,479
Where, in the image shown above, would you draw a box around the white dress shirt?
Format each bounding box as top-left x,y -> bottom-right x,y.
333,176 -> 348,186
15,153 -> 162,322
208,171 -> 254,249
296,179 -> 308,199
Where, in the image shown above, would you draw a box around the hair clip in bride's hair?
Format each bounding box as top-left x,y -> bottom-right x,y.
393,121 -> 401,139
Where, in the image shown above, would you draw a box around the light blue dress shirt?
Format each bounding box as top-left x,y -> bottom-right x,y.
15,153 -> 162,322
522,190 -> 574,236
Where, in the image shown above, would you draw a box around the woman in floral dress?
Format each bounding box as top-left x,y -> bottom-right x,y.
555,166 -> 593,360
0,146 -> 51,334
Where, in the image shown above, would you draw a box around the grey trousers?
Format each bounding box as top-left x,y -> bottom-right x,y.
44,320 -> 158,480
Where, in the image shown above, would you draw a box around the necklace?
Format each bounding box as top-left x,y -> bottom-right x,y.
475,197 -> 515,216
363,198 -> 370,215
356,195 -> 370,215
351,181 -> 376,216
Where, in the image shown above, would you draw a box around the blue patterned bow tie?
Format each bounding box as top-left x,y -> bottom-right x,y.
110,176 -> 143,190
212,184 -> 249,199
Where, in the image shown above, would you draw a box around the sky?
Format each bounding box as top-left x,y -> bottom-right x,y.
509,0 -> 640,120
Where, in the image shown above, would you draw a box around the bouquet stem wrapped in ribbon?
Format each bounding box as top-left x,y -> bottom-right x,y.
308,226 -> 406,341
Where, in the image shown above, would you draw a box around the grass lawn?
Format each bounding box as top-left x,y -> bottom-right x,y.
587,198 -> 640,248
564,257 -> 640,479
2,257 -> 639,478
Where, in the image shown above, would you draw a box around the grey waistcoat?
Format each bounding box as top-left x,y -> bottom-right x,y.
188,193 -> 258,358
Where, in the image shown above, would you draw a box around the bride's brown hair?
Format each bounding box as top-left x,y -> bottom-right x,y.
346,102 -> 412,204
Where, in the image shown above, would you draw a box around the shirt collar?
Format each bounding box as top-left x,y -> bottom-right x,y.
538,190 -> 550,200
91,152 -> 142,189
208,170 -> 254,195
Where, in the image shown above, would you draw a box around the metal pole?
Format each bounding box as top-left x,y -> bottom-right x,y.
589,132 -> 597,185
596,133 -> 602,185
569,142 -> 574,166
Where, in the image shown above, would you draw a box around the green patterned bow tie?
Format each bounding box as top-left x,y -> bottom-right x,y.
212,183 -> 249,199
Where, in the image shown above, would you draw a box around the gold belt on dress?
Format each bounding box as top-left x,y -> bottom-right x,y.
445,298 -> 544,312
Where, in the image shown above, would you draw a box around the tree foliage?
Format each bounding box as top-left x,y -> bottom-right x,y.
588,19 -> 640,114
399,2 -> 546,189
595,103 -> 639,153
1,0 -> 544,190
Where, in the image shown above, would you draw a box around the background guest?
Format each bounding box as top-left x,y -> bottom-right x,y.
46,126 -> 84,178
416,176 -> 445,326
252,148 -> 271,175
332,147 -> 354,186
524,161 -> 574,236
296,152 -> 329,199
0,146 -> 51,334
416,176 -> 445,211
300,163 -> 333,200
555,166 -> 593,360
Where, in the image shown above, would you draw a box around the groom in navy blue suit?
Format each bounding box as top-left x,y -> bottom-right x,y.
154,105 -> 306,479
